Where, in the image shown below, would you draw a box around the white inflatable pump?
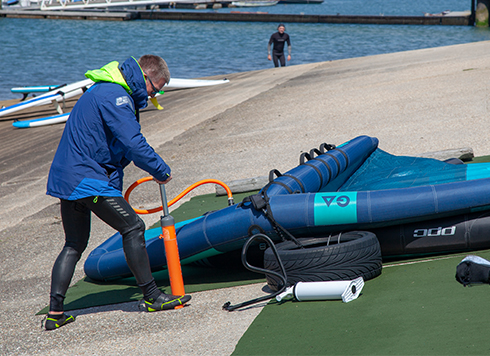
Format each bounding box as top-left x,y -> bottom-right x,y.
276,277 -> 364,303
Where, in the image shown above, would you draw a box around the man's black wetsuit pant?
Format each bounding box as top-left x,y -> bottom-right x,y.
49,196 -> 155,312
272,51 -> 286,67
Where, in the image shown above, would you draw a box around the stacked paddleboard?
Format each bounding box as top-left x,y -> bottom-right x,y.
5,78 -> 229,128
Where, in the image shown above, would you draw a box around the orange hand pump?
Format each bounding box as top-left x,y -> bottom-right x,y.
158,182 -> 185,308
124,178 -> 234,309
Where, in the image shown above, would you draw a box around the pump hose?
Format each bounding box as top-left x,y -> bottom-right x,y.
124,177 -> 234,214
222,233 -> 288,312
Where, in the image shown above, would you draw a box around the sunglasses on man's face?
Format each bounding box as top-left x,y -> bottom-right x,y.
145,73 -> 165,96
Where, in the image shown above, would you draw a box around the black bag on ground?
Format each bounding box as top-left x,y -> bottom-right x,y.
455,255 -> 490,286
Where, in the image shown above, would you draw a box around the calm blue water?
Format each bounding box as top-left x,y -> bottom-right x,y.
0,0 -> 488,101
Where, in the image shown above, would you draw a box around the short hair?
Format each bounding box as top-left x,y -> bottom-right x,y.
138,54 -> 171,85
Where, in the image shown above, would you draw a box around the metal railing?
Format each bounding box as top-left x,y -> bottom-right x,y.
39,0 -> 195,10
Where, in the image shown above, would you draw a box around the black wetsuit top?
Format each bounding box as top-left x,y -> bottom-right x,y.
269,32 -> 291,53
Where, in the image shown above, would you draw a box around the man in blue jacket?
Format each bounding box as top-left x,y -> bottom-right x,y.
44,55 -> 190,331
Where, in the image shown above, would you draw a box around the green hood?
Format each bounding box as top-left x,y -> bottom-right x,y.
85,61 -> 132,94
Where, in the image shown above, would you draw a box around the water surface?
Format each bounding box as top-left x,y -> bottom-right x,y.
0,0 -> 487,101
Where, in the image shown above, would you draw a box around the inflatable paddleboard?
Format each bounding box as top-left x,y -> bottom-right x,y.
11,85 -> 62,101
166,78 -> 229,88
2,79 -> 93,118
11,78 -> 229,98
5,77 -> 229,118
11,85 -> 61,93
12,113 -> 70,128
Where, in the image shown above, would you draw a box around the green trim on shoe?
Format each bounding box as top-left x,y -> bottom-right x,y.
45,314 -> 76,331
139,293 -> 191,312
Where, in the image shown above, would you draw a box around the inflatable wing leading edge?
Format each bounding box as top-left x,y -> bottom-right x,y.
84,135 -> 490,281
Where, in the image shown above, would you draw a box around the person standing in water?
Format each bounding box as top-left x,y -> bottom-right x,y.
268,24 -> 291,67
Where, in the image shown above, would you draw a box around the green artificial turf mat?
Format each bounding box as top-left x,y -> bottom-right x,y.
38,190 -> 262,315
467,155 -> 490,164
232,251 -> 490,356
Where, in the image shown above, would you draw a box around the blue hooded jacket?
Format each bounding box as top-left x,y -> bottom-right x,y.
46,57 -> 171,200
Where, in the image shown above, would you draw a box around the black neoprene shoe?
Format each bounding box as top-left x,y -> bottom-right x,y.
138,293 -> 191,312
44,313 -> 76,331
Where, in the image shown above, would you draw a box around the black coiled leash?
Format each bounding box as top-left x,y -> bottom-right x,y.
222,233 -> 288,311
